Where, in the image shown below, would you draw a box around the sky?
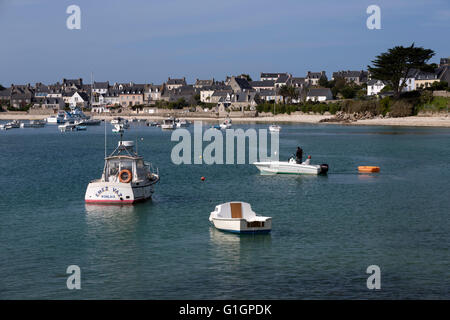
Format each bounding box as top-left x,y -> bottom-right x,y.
0,0 -> 449,85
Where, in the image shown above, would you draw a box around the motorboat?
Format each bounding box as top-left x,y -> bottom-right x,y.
58,123 -> 78,132
161,117 -> 176,130
6,120 -> 20,128
20,120 -> 46,128
111,117 -> 129,128
85,140 -> 159,204
175,118 -> 189,128
219,118 -> 232,130
112,124 -> 124,133
209,202 -> 272,234
0,124 -> 12,130
253,155 -> 329,175
269,124 -> 281,133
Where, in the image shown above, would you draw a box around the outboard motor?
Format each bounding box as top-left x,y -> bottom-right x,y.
320,164 -> 329,174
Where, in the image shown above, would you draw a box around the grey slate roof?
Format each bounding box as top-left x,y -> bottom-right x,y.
307,88 -> 332,97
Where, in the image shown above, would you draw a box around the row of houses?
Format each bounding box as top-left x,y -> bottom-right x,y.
1,57 -> 449,111
367,58 -> 450,96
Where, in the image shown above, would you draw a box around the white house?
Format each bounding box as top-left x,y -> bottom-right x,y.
367,79 -> 386,96
69,91 -> 90,108
92,81 -> 109,95
306,88 -> 333,102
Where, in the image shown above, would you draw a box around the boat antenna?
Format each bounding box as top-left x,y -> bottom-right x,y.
104,114 -> 107,158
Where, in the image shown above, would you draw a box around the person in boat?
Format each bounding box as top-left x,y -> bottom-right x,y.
296,147 -> 303,164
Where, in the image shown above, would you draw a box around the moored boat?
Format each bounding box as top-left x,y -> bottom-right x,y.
358,166 -> 380,173
269,124 -> 281,133
161,117 -> 176,130
209,202 -> 272,234
20,120 -> 46,128
85,140 -> 159,204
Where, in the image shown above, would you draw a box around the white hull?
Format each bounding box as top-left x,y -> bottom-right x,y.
210,217 -> 272,234
253,161 -> 325,175
85,181 -> 155,204
161,124 -> 176,130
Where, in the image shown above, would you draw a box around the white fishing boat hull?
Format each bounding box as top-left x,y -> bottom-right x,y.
85,180 -> 156,204
161,124 -> 176,130
253,160 -> 328,175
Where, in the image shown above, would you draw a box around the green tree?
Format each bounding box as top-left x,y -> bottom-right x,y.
318,76 -> 328,87
0,84 -> 5,91
368,43 -> 435,98
240,74 -> 252,82
277,85 -> 298,104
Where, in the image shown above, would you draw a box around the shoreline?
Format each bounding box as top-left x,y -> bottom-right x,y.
1,112 -> 449,128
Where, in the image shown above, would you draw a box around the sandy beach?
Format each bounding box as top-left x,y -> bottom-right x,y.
1,112 -> 449,127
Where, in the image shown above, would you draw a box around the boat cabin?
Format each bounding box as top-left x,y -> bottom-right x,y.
101,141 -> 154,183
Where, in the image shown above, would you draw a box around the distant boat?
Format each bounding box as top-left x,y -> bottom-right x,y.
6,120 -> 20,128
112,124 -> 124,133
209,202 -> 272,234
219,118 -> 232,130
20,120 -> 46,128
161,117 -> 176,130
58,123 -> 78,132
47,111 -> 65,124
269,124 -> 281,133
175,118 -> 189,127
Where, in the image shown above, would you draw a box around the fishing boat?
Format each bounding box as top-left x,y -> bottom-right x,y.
161,117 -> 176,130
269,124 -> 281,133
253,155 -> 329,175
85,140 -> 159,204
209,202 -> 272,234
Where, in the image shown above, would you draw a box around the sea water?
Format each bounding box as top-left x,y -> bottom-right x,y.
0,121 -> 449,299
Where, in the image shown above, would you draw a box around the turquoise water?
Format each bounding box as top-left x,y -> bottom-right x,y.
0,121 -> 449,299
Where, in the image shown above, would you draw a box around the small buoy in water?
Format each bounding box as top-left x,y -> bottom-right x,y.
201,176 -> 205,181
358,166 -> 380,173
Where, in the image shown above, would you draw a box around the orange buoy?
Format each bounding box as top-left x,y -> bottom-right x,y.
201,176 -> 205,181
358,166 -> 380,173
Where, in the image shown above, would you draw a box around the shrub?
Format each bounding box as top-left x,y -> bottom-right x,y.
389,100 -> 414,117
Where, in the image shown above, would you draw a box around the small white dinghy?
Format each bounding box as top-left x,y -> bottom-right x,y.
209,202 -> 272,234
269,124 -> 281,133
253,156 -> 329,175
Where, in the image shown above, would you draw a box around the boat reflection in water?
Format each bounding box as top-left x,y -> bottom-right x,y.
208,227 -> 271,269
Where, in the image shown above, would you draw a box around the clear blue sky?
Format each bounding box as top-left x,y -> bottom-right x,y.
1,0 -> 449,85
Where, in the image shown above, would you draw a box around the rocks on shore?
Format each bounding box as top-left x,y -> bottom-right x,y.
319,111 -> 383,123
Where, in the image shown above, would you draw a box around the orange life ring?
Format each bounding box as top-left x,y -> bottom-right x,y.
119,169 -> 132,183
